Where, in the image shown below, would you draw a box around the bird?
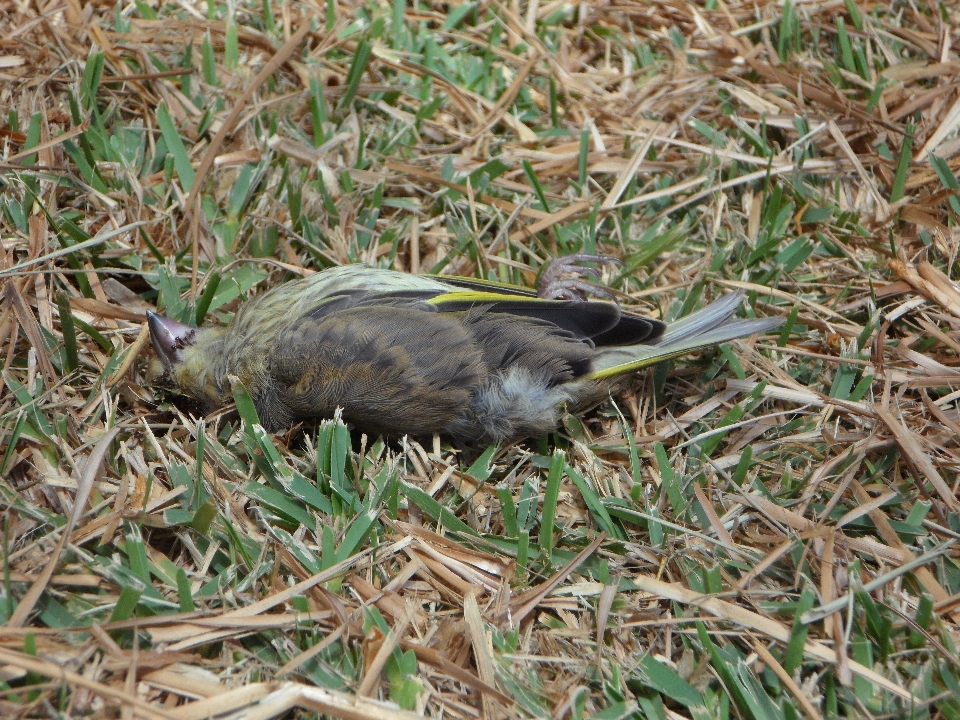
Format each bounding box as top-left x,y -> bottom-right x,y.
147,255 -> 783,445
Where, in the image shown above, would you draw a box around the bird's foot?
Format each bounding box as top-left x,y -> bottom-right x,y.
537,254 -> 624,301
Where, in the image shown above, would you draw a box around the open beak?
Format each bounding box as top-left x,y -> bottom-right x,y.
147,312 -> 195,367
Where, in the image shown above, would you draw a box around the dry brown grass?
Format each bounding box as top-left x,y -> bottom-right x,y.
2,0 -> 960,718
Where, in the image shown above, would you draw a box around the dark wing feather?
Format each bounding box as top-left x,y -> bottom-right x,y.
434,276 -> 665,346
433,297 -> 623,341
590,312 -> 665,346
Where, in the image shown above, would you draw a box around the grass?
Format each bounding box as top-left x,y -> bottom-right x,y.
2,0 -> 960,718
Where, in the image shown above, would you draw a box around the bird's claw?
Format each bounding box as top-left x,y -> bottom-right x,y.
537,254 -> 624,301
542,278 -> 620,301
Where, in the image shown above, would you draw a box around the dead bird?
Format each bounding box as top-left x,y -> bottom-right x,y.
148,255 -> 783,444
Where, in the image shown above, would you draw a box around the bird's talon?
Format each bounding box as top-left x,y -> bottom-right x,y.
537,254 -> 622,301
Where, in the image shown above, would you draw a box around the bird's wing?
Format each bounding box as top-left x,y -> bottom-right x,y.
428,292 -> 626,341
589,292 -> 783,379
294,283 -> 645,345
437,273 -> 670,344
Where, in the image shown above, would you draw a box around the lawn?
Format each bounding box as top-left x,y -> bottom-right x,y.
1,0 -> 959,718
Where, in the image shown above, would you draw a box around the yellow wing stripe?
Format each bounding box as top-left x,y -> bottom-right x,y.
588,347 -> 704,380
428,290 -> 550,305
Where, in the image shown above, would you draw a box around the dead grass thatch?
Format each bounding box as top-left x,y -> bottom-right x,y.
3,0 -> 960,718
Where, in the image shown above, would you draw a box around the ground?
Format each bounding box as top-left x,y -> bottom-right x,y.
1,1 -> 959,719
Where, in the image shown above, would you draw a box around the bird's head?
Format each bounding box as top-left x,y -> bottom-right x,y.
147,312 -> 227,410
147,312 -> 197,369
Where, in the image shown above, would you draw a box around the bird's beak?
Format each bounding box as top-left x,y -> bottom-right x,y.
147,312 -> 195,367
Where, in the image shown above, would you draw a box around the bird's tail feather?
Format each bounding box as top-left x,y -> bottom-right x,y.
589,292 -> 782,380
